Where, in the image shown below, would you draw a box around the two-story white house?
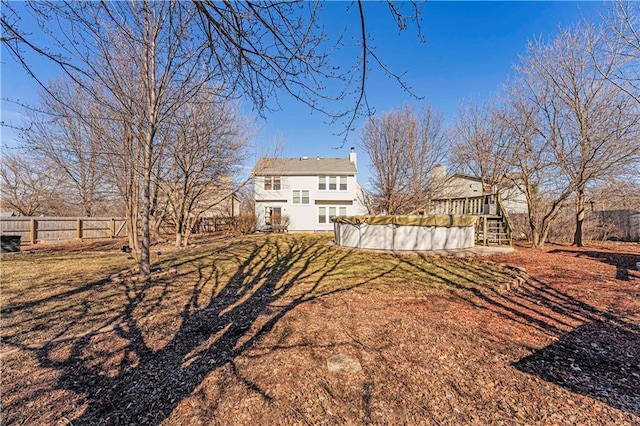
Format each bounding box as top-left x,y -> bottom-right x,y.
253,148 -> 366,232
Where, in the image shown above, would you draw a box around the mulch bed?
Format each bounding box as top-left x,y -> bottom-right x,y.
1,239 -> 639,425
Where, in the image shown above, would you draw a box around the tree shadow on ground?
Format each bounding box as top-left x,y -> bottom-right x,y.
548,248 -> 640,281
513,320 -> 640,415
4,238 -> 639,423
395,253 -> 640,416
1,235 -> 397,425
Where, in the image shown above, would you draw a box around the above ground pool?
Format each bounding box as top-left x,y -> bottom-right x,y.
332,215 -> 477,251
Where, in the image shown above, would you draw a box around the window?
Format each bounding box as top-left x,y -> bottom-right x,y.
293,190 -> 310,204
329,207 -> 336,221
318,207 -> 327,223
339,176 -> 347,191
318,206 -> 347,223
264,176 -> 281,191
318,176 -> 326,190
318,175 -> 347,191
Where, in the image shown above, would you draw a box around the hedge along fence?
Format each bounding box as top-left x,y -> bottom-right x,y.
0,217 -> 128,244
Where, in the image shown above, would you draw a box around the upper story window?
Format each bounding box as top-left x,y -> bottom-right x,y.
292,189 -> 310,204
339,176 -> 347,191
318,175 -> 347,191
264,176 -> 281,191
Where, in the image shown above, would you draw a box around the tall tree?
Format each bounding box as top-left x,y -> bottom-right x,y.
0,152 -> 62,216
2,1 -> 424,278
599,1 -> 640,105
497,90 -> 571,249
518,24 -> 640,246
360,104 -> 447,214
158,91 -> 250,247
451,99 -> 514,188
5,1 -> 226,278
23,78 -> 111,217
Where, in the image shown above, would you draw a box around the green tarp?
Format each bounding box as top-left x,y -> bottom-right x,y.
332,214 -> 478,227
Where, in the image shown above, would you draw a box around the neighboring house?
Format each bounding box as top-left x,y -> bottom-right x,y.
199,192 -> 240,219
426,167 -> 528,246
192,174 -> 240,219
253,148 -> 366,232
430,169 -> 528,216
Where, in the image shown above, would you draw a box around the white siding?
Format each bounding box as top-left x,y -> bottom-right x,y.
255,174 -> 361,231
442,176 -> 483,199
500,187 -> 528,214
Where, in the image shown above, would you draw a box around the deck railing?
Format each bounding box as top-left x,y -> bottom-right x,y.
429,195 -> 497,216
427,195 -> 513,246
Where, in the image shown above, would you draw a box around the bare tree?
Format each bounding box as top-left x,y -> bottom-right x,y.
2,1 -> 425,278
157,92 -> 250,247
360,104 -> 447,214
598,1 -> 640,105
0,152 -> 62,216
451,99 -> 514,188
22,78 -> 112,216
519,24 -> 640,246
4,2 -> 227,278
497,90 -> 572,249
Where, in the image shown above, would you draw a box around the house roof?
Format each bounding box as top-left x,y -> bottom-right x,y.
445,173 -> 482,183
253,157 -> 356,176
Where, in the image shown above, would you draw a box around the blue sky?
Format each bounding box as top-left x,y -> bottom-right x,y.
260,1 -> 605,148
254,1 -> 606,186
1,1 -> 606,187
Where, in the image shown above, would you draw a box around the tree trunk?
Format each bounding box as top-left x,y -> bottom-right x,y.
573,186 -> 586,247
175,217 -> 183,247
531,226 -> 543,249
531,232 -> 542,248
539,223 -> 552,249
126,211 -> 139,251
140,3 -> 156,281
141,133 -> 152,280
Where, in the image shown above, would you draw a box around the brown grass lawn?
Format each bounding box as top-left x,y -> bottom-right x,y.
1,233 -> 639,425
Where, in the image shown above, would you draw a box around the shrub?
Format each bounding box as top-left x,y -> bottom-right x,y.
234,213 -> 257,234
271,214 -> 290,233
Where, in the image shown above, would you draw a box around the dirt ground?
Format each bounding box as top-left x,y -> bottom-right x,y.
1,236 -> 639,425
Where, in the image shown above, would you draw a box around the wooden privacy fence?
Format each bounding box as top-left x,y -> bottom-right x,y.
194,217 -> 238,233
0,217 -> 127,245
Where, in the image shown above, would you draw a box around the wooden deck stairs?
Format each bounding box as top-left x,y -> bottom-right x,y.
475,215 -> 512,246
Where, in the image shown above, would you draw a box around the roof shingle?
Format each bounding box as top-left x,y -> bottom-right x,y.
253,157 -> 356,176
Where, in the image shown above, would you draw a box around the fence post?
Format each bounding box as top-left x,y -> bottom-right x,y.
110,218 -> 115,238
483,216 -> 488,246
30,218 -> 36,245
77,218 -> 82,240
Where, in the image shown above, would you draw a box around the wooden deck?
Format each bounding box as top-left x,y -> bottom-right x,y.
425,195 -> 513,246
